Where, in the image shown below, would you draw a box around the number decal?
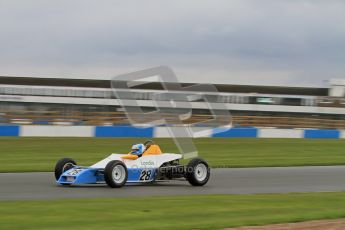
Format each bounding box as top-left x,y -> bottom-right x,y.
139,171 -> 146,180
67,169 -> 82,176
139,170 -> 152,181
145,170 -> 151,180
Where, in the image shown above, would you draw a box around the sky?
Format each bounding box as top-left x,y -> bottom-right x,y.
0,0 -> 345,86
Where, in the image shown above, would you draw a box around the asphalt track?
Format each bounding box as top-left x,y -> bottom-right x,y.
1,166 -> 345,200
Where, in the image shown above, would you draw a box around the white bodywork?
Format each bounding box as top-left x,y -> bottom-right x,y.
90,153 -> 182,169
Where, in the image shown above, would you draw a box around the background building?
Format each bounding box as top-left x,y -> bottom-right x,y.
0,76 -> 345,129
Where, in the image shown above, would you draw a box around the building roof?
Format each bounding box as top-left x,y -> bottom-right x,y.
0,76 -> 328,96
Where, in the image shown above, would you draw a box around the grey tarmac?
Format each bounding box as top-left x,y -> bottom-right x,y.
1,166 -> 345,200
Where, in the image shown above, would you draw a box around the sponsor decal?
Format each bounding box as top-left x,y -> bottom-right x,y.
141,160 -> 154,166
67,169 -> 83,176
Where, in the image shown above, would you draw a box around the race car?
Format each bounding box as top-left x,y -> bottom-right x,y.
54,140 -> 210,188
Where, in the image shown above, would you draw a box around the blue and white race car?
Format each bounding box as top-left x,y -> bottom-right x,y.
55,140 -> 210,188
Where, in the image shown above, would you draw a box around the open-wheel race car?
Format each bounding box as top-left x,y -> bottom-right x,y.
55,140 -> 210,188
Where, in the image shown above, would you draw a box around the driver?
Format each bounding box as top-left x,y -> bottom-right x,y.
131,143 -> 146,157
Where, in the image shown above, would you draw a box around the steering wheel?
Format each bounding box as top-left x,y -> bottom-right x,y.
144,140 -> 155,148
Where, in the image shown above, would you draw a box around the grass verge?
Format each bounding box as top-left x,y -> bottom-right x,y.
1,192 -> 345,229
0,137 -> 345,172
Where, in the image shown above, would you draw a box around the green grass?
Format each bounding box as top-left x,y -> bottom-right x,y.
0,137 -> 345,172
1,192 -> 345,229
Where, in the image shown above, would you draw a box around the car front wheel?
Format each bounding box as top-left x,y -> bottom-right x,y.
104,160 -> 128,188
54,158 -> 77,180
185,158 -> 210,186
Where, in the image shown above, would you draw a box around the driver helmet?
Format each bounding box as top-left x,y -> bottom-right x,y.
131,143 -> 145,156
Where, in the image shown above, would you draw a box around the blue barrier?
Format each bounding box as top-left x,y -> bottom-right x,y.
0,125 -> 342,139
95,126 -> 154,138
0,125 -> 20,136
304,129 -> 340,139
212,128 -> 258,138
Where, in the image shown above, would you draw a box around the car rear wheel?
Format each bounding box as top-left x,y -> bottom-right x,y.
185,158 -> 210,186
104,160 -> 128,188
55,158 -> 77,180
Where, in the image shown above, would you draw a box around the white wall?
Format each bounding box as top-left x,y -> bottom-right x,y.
258,128 -> 303,138
20,125 -> 94,137
340,130 -> 345,139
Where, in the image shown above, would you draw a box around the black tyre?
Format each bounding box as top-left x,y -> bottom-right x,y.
185,158 -> 210,186
54,158 -> 77,180
104,160 -> 128,188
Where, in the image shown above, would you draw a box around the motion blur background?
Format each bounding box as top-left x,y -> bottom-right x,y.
0,76 -> 344,136
1,0 -> 345,136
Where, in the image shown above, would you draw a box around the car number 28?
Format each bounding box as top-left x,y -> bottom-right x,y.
139,170 -> 153,181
